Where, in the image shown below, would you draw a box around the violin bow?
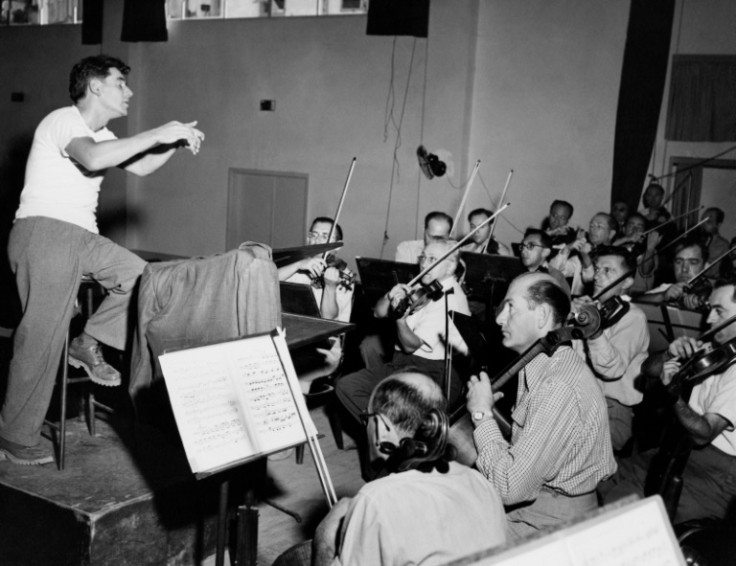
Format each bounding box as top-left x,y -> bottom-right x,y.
407,203 -> 511,287
686,244 -> 736,288
485,169 -> 514,250
322,157 -> 357,260
640,205 -> 704,238
699,313 -> 736,344
450,160 -> 481,238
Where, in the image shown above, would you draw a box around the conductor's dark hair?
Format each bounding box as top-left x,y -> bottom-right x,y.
311,217 -> 343,241
69,55 -> 130,103
550,199 -> 574,218
524,277 -> 571,326
424,211 -> 453,232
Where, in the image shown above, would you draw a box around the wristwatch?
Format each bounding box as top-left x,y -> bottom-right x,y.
471,410 -> 489,423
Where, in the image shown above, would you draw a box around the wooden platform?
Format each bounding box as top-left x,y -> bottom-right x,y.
0,405 -> 364,566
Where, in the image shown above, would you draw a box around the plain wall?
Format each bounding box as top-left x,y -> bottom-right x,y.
0,0 -> 733,268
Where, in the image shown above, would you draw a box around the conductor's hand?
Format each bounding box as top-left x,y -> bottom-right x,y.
668,336 -> 702,360
154,121 -> 205,154
297,256 -> 326,278
466,372 -> 503,415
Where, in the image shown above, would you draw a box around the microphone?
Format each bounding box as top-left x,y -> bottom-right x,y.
417,145 -> 447,180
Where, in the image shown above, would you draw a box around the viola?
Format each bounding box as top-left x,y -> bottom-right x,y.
311,254 -> 356,291
448,313 -> 602,467
388,280 -> 444,319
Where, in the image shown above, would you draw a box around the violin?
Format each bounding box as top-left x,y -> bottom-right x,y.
683,244 -> 736,296
311,253 -> 356,291
388,279 -> 444,319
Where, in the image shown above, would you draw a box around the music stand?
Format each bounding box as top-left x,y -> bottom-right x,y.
280,282 -> 322,318
451,311 -> 517,424
460,252 -> 524,315
272,242 -> 343,268
355,256 -> 419,303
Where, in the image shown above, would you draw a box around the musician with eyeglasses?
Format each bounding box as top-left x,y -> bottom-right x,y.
277,217 -> 352,322
306,371 -> 506,566
519,228 -> 570,295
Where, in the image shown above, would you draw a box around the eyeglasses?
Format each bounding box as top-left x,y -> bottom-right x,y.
519,242 -> 548,251
359,411 -> 391,432
308,231 -> 331,241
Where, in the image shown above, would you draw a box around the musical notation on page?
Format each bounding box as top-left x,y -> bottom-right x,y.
159,330 -> 316,476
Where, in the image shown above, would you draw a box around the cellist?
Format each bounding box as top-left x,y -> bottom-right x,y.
465,272 -> 616,541
602,276 -> 736,523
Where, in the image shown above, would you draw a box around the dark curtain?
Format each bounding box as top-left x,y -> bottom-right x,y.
665,55 -> 736,142
610,0 -> 675,212
81,0 -> 103,45
366,0 -> 430,38
121,0 -> 167,43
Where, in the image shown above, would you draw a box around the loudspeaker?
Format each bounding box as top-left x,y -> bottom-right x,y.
121,0 -> 168,43
366,0 -> 430,38
81,0 -> 103,45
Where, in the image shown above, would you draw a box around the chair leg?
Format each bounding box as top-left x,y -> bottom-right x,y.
295,444 -> 305,465
58,332 -> 69,471
326,395 -> 344,450
89,391 -> 97,436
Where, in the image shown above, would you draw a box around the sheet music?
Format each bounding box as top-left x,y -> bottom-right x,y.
160,331 -> 316,474
473,497 -> 685,566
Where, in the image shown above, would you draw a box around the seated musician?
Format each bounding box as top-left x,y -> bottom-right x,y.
395,211 -> 453,264
336,239 -> 470,422
601,277 -> 736,523
639,182 -> 671,226
309,371 -> 507,566
699,207 -> 730,279
571,246 -> 649,452
612,212 -> 661,293
519,228 -> 570,295
465,272 -> 616,540
543,199 -> 578,248
278,217 -> 350,394
278,217 -> 353,322
549,212 -> 618,296
642,238 -> 710,311
461,207 -> 512,256
611,201 -> 630,233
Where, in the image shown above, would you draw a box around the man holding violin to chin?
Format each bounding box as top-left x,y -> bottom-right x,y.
335,239 -> 470,426
570,246 -> 650,453
602,277 -> 736,523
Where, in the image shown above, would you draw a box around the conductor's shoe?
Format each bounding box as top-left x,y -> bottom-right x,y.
68,337 -> 121,387
0,436 -> 54,466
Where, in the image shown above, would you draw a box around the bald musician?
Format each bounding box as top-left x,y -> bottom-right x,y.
395,211 -> 453,264
337,239 -> 470,422
465,272 -> 616,540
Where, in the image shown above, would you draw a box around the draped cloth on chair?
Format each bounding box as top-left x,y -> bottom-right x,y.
129,242 -> 281,422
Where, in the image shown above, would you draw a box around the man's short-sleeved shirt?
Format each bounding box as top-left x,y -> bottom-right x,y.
16,106 -> 117,233
689,364 -> 736,456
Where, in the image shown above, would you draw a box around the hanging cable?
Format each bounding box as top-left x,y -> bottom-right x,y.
379,38 -> 418,258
